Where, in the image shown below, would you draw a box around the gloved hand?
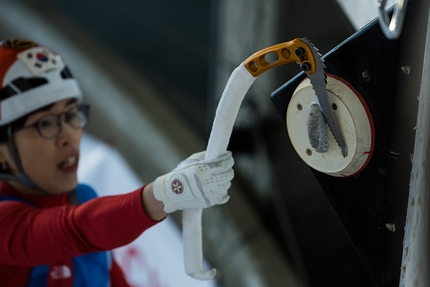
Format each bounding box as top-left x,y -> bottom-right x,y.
153,151 -> 234,213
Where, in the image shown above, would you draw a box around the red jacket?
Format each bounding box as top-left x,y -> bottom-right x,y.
0,182 -> 160,286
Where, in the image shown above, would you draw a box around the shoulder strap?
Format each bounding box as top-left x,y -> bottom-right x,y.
0,184 -> 98,206
75,184 -> 98,204
0,195 -> 34,206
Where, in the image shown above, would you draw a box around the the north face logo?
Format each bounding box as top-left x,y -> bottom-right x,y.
171,179 -> 184,194
50,265 -> 72,279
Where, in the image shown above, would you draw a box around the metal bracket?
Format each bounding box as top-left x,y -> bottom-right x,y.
377,0 -> 409,39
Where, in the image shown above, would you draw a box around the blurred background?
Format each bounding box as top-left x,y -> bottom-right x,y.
0,0 -> 397,286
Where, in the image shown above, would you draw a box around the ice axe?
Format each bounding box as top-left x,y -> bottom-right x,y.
182,37 -> 346,280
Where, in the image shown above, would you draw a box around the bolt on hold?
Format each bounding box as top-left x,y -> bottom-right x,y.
401,66 -> 410,75
385,223 -> 396,232
362,70 -> 371,81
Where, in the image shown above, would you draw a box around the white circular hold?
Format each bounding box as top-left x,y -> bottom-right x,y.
286,75 -> 374,177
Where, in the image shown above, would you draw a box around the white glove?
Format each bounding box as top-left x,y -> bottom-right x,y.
153,151 -> 234,213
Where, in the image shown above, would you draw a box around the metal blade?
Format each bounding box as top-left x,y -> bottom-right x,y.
302,39 -> 348,157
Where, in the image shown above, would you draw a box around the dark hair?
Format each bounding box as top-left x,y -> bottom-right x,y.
0,116 -> 28,143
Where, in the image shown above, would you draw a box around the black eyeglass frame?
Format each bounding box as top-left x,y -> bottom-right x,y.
12,104 -> 90,139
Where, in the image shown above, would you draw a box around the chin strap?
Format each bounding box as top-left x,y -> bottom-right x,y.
0,125 -> 47,194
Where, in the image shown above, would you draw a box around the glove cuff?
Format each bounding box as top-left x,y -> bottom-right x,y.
154,174 -> 178,213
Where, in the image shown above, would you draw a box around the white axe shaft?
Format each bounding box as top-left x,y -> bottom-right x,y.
182,63 -> 256,280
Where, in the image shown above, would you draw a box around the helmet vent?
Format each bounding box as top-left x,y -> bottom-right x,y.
12,77 -> 48,92
1,39 -> 38,50
61,67 -> 74,79
0,86 -> 17,100
0,77 -> 48,100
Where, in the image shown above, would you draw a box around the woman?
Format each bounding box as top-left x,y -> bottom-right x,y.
0,39 -> 234,286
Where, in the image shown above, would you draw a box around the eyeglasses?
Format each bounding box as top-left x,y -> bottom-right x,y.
12,104 -> 90,139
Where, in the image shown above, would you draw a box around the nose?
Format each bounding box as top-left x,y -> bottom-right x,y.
56,119 -> 82,147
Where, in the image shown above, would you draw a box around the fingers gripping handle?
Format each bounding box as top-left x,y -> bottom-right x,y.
182,64 -> 256,280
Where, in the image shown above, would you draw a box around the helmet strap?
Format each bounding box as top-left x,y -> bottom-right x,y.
0,125 -> 48,194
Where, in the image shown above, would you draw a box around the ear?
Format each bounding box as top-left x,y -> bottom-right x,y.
0,143 -> 17,175
0,142 -> 14,166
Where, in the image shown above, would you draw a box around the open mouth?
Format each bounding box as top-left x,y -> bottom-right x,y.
58,156 -> 78,171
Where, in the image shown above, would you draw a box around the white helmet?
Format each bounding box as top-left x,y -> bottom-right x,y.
0,39 -> 82,126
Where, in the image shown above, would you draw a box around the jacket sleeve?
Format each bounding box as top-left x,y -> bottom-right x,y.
0,187 -> 159,266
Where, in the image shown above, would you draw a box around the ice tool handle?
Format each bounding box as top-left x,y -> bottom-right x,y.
182,38 -> 344,280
